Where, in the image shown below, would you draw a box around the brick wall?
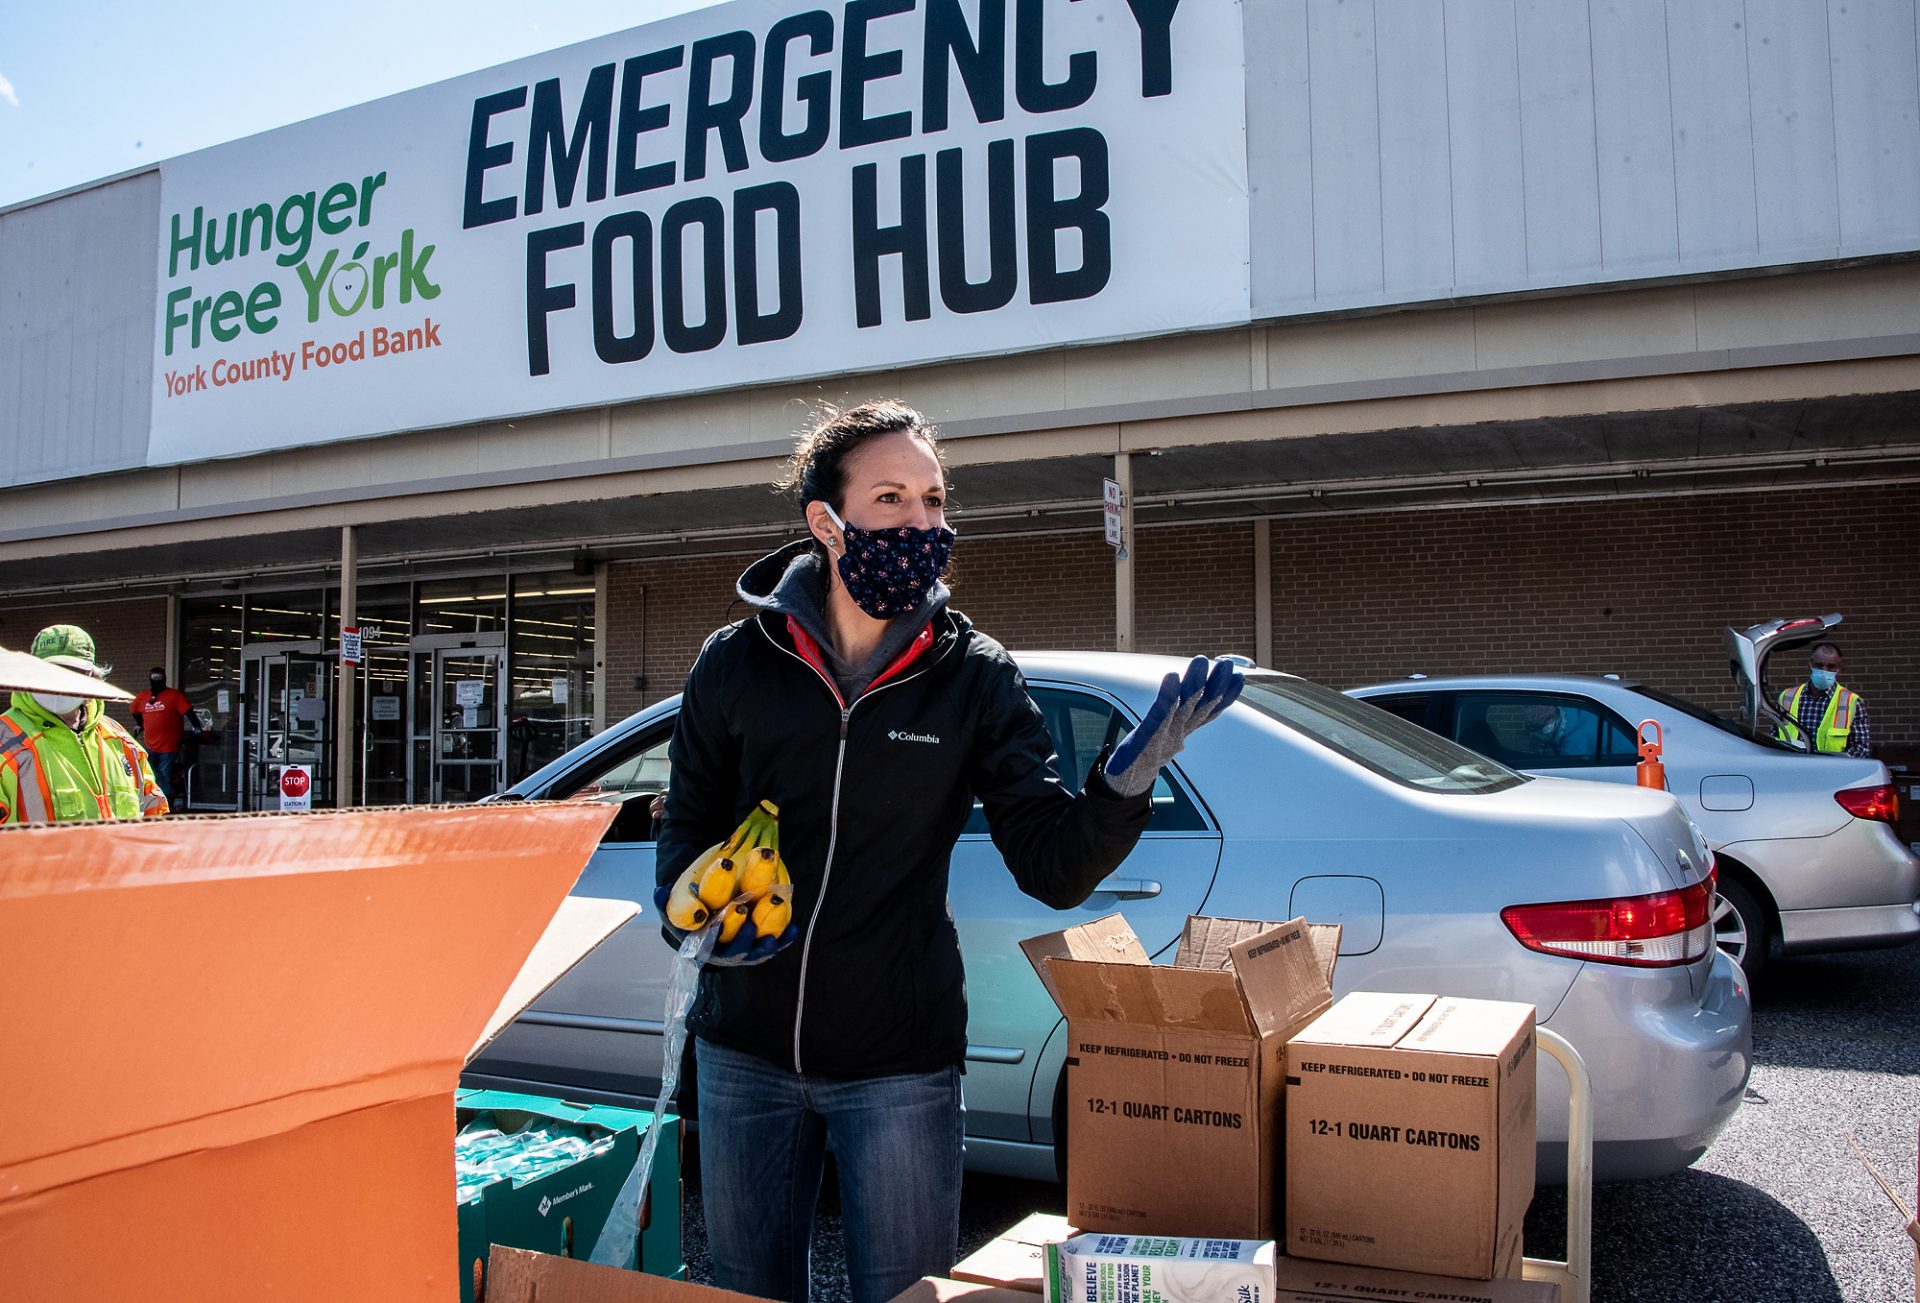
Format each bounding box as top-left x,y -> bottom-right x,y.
1134,521 -> 1260,659
1267,483 -> 1920,749
603,482 -> 1918,749
0,596 -> 168,727
603,551 -> 766,721
946,532 -> 1117,652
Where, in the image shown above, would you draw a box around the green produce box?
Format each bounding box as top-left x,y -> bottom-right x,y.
454,1089 -> 683,1303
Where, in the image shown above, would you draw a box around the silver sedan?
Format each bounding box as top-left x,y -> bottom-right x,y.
1348,672 -> 1920,982
469,653 -> 1750,1183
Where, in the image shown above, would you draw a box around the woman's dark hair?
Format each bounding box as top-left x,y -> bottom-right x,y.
779,400 -> 945,513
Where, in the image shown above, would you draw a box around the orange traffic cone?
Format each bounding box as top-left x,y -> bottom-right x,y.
1636,719 -> 1668,790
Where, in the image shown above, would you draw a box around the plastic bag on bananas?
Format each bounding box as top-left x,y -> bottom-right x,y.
588,923 -> 711,1268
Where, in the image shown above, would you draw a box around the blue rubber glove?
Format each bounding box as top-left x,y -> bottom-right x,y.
1104,655 -> 1245,798
652,884 -> 691,947
715,919 -> 803,963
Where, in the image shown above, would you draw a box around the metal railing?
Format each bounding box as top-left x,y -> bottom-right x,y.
1522,1028 -> 1593,1303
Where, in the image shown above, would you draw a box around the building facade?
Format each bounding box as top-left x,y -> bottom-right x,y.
5,0 -> 1919,809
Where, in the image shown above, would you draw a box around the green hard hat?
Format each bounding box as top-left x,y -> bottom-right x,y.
30,624 -> 105,675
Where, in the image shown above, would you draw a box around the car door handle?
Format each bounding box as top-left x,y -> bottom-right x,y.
1093,876 -> 1162,900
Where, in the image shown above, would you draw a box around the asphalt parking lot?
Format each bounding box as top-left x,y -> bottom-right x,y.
674,939 -> 1920,1303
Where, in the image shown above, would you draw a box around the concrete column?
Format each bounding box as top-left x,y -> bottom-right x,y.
336,525 -> 358,808
164,594 -> 181,685
1253,519 -> 1273,669
1114,451 -> 1135,653
593,562 -> 609,734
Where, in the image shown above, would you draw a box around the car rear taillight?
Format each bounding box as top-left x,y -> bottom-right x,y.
1835,784 -> 1900,824
1501,879 -> 1714,967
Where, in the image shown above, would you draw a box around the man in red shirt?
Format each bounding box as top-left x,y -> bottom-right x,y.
131,666 -> 200,811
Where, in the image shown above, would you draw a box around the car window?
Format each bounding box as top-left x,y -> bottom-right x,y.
962,686 -> 1208,835
565,729 -> 672,803
1448,693 -> 1636,769
1368,693 -> 1434,729
1240,674 -> 1526,794
1627,683 -> 1798,753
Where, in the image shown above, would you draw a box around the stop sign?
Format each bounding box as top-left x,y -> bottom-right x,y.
280,767 -> 310,799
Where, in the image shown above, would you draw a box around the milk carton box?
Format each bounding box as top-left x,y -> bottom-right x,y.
1043,1234 -> 1276,1303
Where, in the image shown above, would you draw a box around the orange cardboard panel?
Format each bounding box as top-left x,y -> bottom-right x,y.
0,803 -> 616,1303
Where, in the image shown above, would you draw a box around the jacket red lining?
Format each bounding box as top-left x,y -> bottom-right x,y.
784,617 -> 936,706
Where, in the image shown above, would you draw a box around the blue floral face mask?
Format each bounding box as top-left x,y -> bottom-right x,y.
1809,667 -> 1838,692
821,502 -> 956,620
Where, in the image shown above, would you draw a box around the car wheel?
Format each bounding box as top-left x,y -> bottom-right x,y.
1713,877 -> 1770,982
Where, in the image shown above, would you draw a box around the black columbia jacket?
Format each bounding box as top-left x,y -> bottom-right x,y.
658,545 -> 1151,1079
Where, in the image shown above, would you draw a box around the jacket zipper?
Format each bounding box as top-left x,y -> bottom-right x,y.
77,727 -> 111,817
755,618 -> 950,1075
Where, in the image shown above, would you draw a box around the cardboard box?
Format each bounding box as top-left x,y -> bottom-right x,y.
1285,993 -> 1537,1280
951,1212 -> 1078,1292
455,1090 -> 685,1302
485,1251 -> 1037,1303
957,1215 -> 1557,1303
1021,915 -> 1338,1239
889,1278 -> 1060,1303
486,1246 -> 754,1303
1272,1257 -> 1557,1301
0,805 -> 627,1303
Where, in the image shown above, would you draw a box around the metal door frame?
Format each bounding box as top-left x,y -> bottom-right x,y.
407,632 -> 507,803
238,640 -> 328,811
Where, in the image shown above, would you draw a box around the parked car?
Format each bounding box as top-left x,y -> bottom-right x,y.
468,653 -> 1750,1183
1349,616 -> 1920,982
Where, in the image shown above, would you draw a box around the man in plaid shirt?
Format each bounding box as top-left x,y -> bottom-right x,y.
1777,641 -> 1871,758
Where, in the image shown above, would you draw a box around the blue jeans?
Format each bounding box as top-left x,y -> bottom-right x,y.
694,1038 -> 964,1303
149,750 -> 185,810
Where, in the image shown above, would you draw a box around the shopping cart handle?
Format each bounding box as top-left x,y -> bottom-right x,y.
1521,1027 -> 1593,1303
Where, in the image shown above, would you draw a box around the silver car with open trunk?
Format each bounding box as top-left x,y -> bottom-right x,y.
1350,615 -> 1920,981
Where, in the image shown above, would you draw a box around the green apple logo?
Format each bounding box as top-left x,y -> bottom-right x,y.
329,241 -> 370,316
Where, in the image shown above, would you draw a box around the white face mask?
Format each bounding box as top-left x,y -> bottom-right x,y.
32,693 -> 88,719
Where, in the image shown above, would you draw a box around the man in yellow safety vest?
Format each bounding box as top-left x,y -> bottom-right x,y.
0,624 -> 168,824
1776,641 -> 1872,758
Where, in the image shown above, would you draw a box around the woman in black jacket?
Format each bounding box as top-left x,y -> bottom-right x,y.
656,400 -> 1241,1303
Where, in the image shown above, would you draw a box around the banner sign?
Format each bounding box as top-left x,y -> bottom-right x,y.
149,0 -> 1250,467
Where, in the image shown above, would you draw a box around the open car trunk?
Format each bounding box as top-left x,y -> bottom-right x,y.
1724,613 -> 1843,750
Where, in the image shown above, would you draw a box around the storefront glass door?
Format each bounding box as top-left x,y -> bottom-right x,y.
411,635 -> 506,803
240,641 -> 331,810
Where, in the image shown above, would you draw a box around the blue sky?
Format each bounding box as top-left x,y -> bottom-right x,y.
0,0 -> 720,208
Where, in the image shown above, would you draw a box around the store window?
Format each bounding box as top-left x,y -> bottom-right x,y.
508,572 -> 597,783
178,595 -> 244,810
417,577 -> 507,636
246,591 -> 325,644
176,572 -> 597,808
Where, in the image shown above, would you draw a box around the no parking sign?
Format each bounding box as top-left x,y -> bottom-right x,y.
279,764 -> 312,812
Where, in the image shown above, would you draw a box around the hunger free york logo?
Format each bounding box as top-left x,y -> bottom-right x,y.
161,169 -> 446,397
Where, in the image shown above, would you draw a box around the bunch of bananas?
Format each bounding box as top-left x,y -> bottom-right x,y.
662,798 -> 796,958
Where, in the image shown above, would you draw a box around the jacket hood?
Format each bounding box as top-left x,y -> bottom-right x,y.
736,541 -> 951,691
8,691 -> 102,732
